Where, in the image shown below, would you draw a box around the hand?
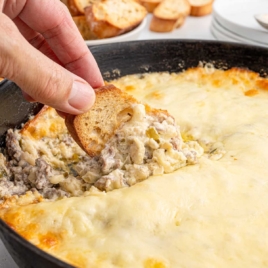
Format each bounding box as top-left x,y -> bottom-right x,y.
0,0 -> 104,114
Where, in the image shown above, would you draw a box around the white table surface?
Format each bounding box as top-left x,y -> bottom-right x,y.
0,13 -> 216,268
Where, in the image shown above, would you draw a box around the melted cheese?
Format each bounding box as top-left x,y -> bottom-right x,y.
2,67 -> 268,267
20,106 -> 86,169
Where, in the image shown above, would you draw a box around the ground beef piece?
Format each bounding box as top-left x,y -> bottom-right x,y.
94,169 -> 127,191
10,165 -> 31,188
31,158 -> 54,190
6,129 -> 22,162
0,154 -> 9,177
42,187 -> 69,200
6,153 -> 77,199
0,152 -> 29,197
0,177 -> 28,197
61,134 -> 75,146
75,156 -> 102,180
114,132 -> 129,155
100,146 -> 122,174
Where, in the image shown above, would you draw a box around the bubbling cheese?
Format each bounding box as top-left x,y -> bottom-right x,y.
1,67 -> 268,267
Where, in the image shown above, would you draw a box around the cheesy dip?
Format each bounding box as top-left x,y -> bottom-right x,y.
1,65 -> 268,267
0,103 -> 203,198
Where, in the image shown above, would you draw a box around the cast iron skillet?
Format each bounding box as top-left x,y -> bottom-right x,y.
0,39 -> 268,267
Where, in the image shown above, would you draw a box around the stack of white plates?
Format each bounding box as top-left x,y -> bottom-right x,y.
211,0 -> 268,48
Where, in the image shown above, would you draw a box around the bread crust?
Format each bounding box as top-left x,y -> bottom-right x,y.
189,0 -> 214,16
67,0 -> 84,15
65,84 -> 170,156
84,6 -> 127,38
65,84 -> 139,156
67,0 -> 100,15
72,16 -> 98,40
20,106 -> 66,139
139,0 -> 162,13
150,0 -> 190,32
84,0 -> 147,39
150,15 -> 185,32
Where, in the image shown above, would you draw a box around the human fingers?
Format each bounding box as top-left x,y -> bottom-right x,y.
21,91 -> 36,102
0,13 -> 95,114
13,17 -> 61,64
3,0 -> 104,88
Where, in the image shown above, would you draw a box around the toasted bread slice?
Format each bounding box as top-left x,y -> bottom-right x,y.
65,84 -> 138,156
84,0 -> 147,38
189,0 -> 214,16
72,16 -> 98,40
60,0 -> 80,16
139,0 -> 163,13
60,0 -> 69,6
150,15 -> 185,32
150,0 -> 190,32
65,84 -> 170,157
67,0 -> 100,15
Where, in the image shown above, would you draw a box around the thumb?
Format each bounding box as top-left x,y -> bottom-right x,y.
0,14 -> 95,114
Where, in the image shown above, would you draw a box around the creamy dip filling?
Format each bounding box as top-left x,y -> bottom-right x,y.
1,66 -> 268,267
0,103 -> 203,199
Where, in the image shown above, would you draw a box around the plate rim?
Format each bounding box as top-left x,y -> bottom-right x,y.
85,17 -> 147,46
211,18 -> 268,47
213,0 -> 268,43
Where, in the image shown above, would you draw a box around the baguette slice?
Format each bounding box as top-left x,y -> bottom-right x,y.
84,0 -> 147,39
67,0 -> 100,15
139,0 -> 163,13
65,84 -> 138,156
60,0 -> 80,16
150,0 -> 190,32
189,0 -> 214,16
150,14 -> 185,32
72,16 -> 98,40
65,84 -> 169,157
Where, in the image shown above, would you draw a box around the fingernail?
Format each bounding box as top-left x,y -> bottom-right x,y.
68,80 -> 95,112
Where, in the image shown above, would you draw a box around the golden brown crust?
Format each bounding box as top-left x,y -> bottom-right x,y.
66,0 -> 84,16
150,16 -> 185,32
84,1 -> 147,39
65,84 -> 139,156
149,0 -> 189,32
153,0 -> 190,19
62,0 -> 147,39
139,0 -> 162,13
65,84 -> 170,156
189,0 -> 214,16
72,16 -> 98,40
84,0 -> 147,39
0,191 -> 44,210
20,106 -> 66,139
84,6 -> 125,38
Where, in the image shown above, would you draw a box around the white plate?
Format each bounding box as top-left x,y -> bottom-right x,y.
85,17 -> 147,46
213,0 -> 268,44
210,21 -> 267,48
210,22 -> 238,43
211,18 -> 268,48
